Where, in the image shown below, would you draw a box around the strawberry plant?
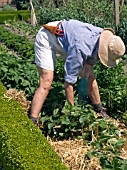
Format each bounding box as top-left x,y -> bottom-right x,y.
0,26 -> 34,60
0,52 -> 38,100
5,20 -> 40,39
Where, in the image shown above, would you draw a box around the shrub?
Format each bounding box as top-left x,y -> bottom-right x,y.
0,10 -> 30,24
0,82 -> 68,170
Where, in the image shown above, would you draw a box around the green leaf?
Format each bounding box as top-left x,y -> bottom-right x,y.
48,123 -> 54,129
61,116 -> 70,125
22,79 -> 29,86
1,67 -> 8,72
61,100 -> 72,114
98,120 -> 107,129
79,115 -> 87,123
98,137 -> 109,143
41,116 -> 50,123
59,133 -> 64,137
53,108 -> 60,117
65,128 -> 69,132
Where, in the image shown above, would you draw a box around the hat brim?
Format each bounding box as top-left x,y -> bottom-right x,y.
98,28 -> 120,68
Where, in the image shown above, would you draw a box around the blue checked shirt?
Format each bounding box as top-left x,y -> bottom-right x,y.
57,19 -> 103,84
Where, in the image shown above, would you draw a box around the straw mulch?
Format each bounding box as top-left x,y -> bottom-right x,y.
4,88 -> 30,114
48,137 -> 102,170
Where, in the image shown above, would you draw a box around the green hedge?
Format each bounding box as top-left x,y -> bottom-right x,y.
0,10 -> 30,14
0,82 -> 68,170
0,10 -> 30,24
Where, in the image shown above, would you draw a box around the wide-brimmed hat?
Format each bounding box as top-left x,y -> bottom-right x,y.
98,28 -> 125,68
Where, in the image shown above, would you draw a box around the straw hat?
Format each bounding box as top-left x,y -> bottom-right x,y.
98,28 -> 125,68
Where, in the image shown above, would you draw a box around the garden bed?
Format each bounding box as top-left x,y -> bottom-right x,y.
0,20 -> 127,169
4,88 -> 127,170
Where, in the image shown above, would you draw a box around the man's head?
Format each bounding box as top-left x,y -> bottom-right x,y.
98,28 -> 125,67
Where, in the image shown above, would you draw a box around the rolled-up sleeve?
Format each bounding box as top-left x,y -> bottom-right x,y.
64,47 -> 84,84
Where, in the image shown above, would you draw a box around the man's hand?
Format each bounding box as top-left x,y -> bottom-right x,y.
93,103 -> 110,118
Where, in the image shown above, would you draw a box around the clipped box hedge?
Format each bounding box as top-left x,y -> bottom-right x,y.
0,82 -> 68,170
0,10 -> 30,14
0,10 -> 30,24
0,14 -> 19,23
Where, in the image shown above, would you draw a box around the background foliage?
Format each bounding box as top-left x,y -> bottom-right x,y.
35,0 -> 127,51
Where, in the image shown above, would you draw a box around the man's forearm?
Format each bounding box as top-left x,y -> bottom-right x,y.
80,62 -> 101,105
64,81 -> 74,105
87,77 -> 101,105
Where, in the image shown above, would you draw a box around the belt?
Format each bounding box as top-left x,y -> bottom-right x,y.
43,22 -> 64,36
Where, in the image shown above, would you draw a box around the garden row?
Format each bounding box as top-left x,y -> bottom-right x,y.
0,26 -> 34,60
4,20 -> 39,40
0,22 -> 127,169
